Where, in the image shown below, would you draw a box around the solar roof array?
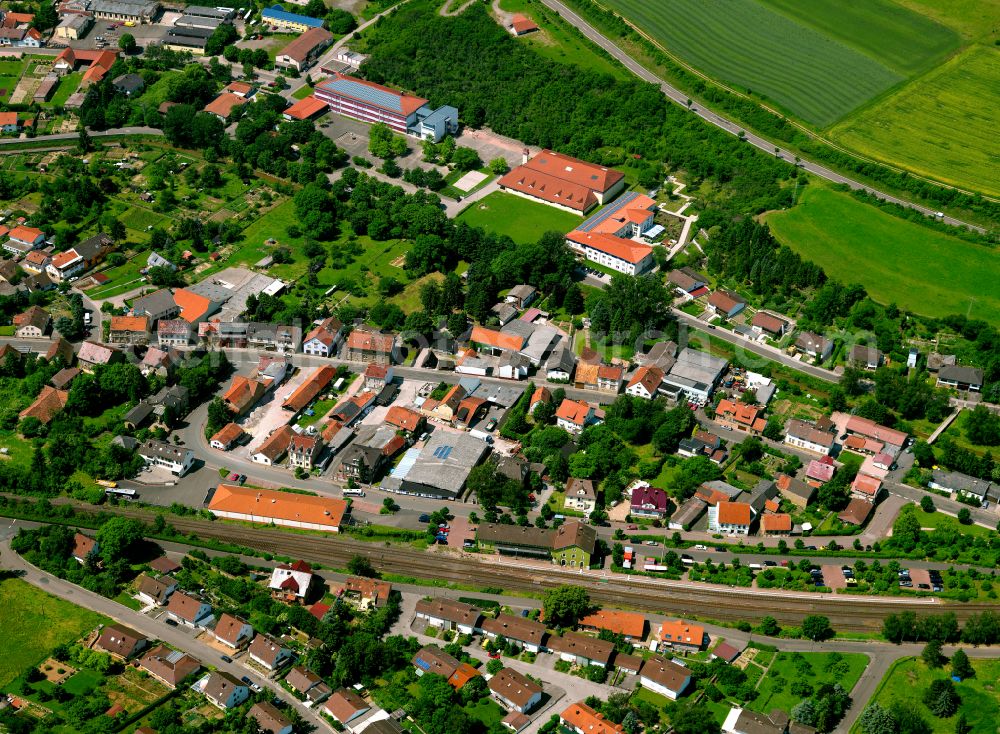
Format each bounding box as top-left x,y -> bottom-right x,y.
579,191 -> 640,232
322,77 -> 405,113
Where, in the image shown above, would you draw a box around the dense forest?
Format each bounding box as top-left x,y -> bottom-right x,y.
361,1 -> 793,219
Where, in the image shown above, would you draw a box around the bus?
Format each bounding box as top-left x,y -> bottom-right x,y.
105,487 -> 137,500
343,488 -> 365,497
96,479 -> 118,489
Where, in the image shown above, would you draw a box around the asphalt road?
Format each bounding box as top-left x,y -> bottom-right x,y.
537,0 -> 986,234
0,526 -> 326,731
673,310 -> 839,383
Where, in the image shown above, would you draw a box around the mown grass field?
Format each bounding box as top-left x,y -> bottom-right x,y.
0,578 -> 107,688
760,0 -> 960,76
599,0 -> 953,126
829,46 -> 1000,197
456,191 -> 581,243
764,185 -> 1000,323
853,657 -> 1000,734
751,651 -> 867,715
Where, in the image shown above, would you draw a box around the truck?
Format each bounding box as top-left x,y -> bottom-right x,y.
469,429 -> 492,443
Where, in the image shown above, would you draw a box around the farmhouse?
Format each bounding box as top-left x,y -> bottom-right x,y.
207,484 -> 346,532
314,73 -> 458,142
210,423 -> 246,451
343,328 -> 396,364
302,316 -> 344,356
555,398 -> 597,434
499,149 -> 625,213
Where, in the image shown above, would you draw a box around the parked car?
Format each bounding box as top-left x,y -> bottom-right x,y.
694,544 -> 708,551
418,514 -> 431,523
484,418 -> 497,431
164,618 -> 178,627
463,539 -> 475,548
644,540 -> 658,546
762,560 -> 777,567
226,472 -> 245,485
221,655 -> 233,663
627,524 -> 638,530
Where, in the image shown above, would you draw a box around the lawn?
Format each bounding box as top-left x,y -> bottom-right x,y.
751,651 -> 867,715
0,57 -> 25,101
49,72 -> 83,108
0,578 -> 107,688
853,657 -> 1000,734
497,0 -> 629,78
456,191 -> 581,243
463,698 -> 506,728
764,185 -> 1000,324
63,668 -> 104,696
830,46 -> 1000,197
600,0 -> 932,126
297,398 -> 336,427
890,0 -> 1000,43
908,505 -> 992,538
120,206 -> 169,232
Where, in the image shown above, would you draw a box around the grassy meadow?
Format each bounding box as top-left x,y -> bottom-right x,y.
0,578 -> 107,689
764,185 -> 1000,323
830,46 -> 1000,197
854,657 -> 1000,734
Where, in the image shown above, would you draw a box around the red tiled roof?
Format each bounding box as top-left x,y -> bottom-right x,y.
751,312 -> 787,333
211,422 -> 245,447
510,13 -> 538,33
626,365 -> 663,394
471,325 -> 525,352
761,514 -> 791,532
555,398 -> 591,425
346,329 -> 394,352
852,473 -> 882,497
172,288 -> 213,323
279,26 -> 333,62
716,501 -> 752,526
561,703 -> 624,734
566,230 -> 652,265
204,92 -> 248,118
579,610 -> 645,639
385,406 -> 421,431
210,483 -> 346,530
19,385 -> 68,424
282,365 -> 337,413
110,315 -> 149,333
284,95 -> 328,120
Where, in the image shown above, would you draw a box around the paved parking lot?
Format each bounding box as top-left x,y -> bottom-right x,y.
821,563 -> 847,590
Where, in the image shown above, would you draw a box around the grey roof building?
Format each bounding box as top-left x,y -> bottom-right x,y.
929,470 -> 994,501
384,430 -> 489,499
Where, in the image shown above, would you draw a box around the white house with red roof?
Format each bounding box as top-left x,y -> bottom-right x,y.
499,150 -> 625,213
3,225 -> 45,255
630,484 -> 669,518
555,399 -> 597,434
626,366 -> 664,400
46,249 -> 85,280
302,316 -> 343,357
268,561 -> 314,601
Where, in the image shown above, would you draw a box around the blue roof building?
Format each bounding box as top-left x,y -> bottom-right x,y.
261,4 -> 324,31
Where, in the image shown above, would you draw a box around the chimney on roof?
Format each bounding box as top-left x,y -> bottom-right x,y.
522,148 -> 529,164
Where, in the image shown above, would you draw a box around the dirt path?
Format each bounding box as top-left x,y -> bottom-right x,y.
490,0 -> 512,25
439,0 -> 477,16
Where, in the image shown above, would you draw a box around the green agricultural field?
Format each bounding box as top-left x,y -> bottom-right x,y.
854,657 -> 1000,734
830,46 -> 1000,197
752,651 -> 867,715
892,0 -> 1000,43
0,578 -> 107,688
760,0 -> 960,77
457,191 -> 580,243
599,0 -> 946,126
498,0 -> 628,78
764,186 -> 1000,324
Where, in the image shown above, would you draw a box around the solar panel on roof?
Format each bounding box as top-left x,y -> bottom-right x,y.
166,651 -> 184,663
325,78 -> 404,114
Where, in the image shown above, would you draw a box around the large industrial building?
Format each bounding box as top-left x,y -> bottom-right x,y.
380,430 -> 488,498
313,73 -> 459,142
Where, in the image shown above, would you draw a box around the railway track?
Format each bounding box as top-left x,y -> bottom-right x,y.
99,509 -> 992,633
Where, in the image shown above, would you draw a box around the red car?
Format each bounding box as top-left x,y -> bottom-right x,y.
627,524 -> 638,530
